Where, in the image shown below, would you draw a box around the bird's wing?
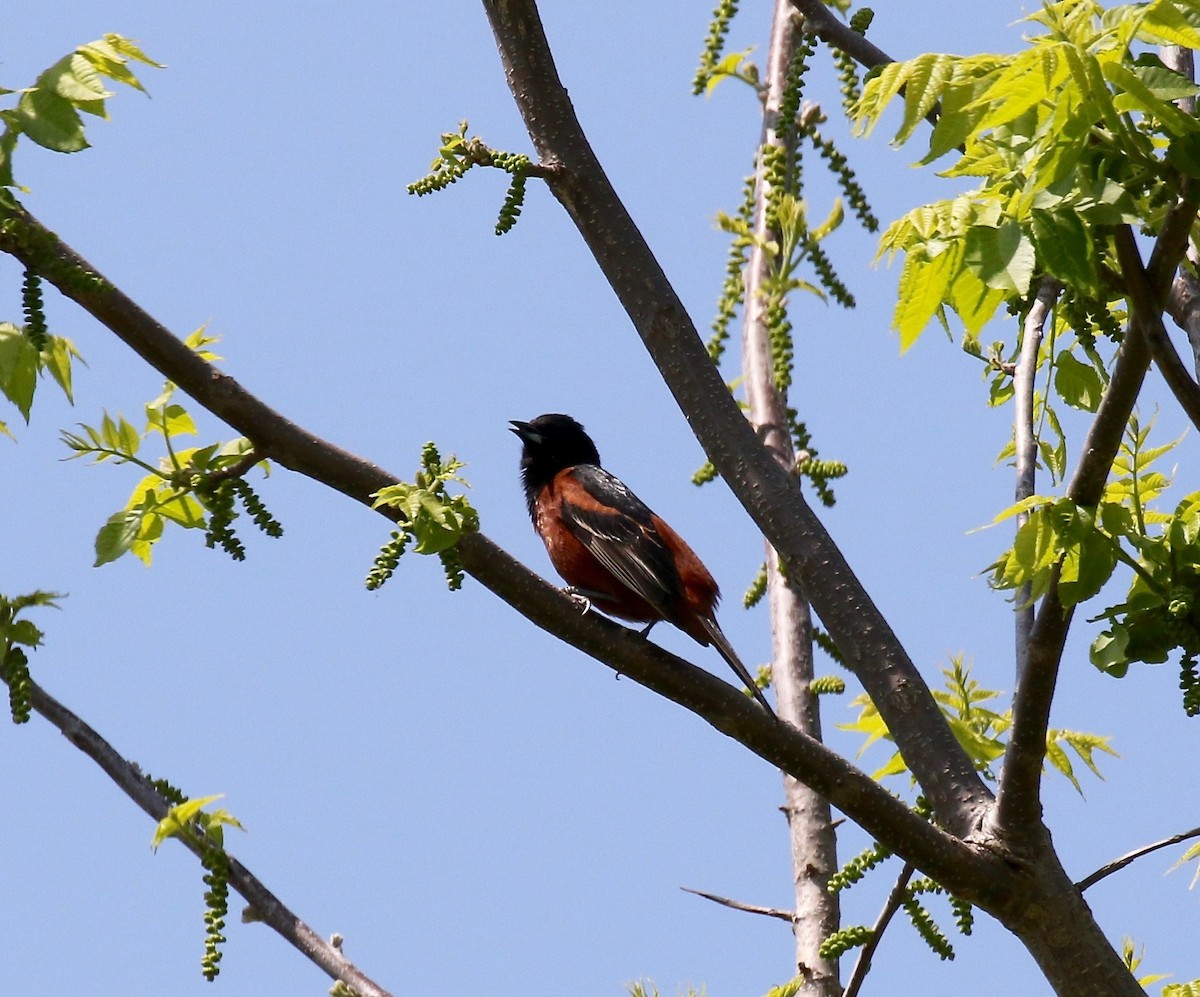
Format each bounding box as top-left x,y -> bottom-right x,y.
558,465 -> 682,618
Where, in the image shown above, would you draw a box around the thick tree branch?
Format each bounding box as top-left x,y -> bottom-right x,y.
1076,825 -> 1200,893
479,0 -> 990,838
0,204 -> 1000,900
16,677 -> 392,997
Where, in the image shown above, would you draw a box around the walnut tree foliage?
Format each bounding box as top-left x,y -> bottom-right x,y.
4,4 -> 1200,996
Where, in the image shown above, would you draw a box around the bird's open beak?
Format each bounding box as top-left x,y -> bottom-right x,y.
509,420 -> 537,442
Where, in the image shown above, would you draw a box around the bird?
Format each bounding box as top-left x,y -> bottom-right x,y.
510,413 -> 774,715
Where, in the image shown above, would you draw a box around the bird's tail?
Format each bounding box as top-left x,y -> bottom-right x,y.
696,616 -> 775,717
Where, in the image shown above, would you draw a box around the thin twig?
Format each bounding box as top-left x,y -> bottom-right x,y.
843,863 -> 915,997
680,886 -> 794,922
19,678 -> 393,997
1012,279 -> 1062,683
1076,825 -> 1200,893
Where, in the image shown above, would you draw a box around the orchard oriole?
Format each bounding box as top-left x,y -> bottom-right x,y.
510,413 -> 773,715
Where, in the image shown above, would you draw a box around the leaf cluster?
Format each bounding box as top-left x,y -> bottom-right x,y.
0,34 -> 160,191
841,655 -> 1116,792
859,0 -> 1200,350
407,120 -> 532,236
368,442 -> 479,592
60,328 -> 281,566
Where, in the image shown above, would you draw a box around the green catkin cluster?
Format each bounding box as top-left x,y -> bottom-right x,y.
818,924 -> 873,959
21,268 -> 48,352
743,561 -> 768,609
828,840 -> 892,893
691,460 -> 718,486
198,479 -> 246,561
228,478 -> 284,539
807,128 -> 878,235
903,894 -> 955,960
831,9 -> 874,117
809,674 -> 846,695
438,545 -> 466,591
408,128 -> 532,235
1,646 -> 32,724
407,156 -> 472,196
812,627 -> 847,668
201,847 -> 230,981
147,776 -> 188,808
788,410 -> 846,508
775,32 -> 815,156
496,170 -> 527,235
766,294 -> 795,393
692,0 -> 741,95
1181,652 -> 1200,717
709,172 -> 757,363
950,895 -> 975,936
366,530 -> 410,591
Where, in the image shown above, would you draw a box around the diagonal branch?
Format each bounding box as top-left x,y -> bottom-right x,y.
479,0 -> 991,838
0,205 -> 998,898
18,677 -> 393,997
680,886 -> 793,922
1076,824 -> 1200,893
788,0 -> 894,71
843,862 -> 916,997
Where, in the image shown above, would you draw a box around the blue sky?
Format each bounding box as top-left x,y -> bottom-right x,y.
2,4 -> 1197,995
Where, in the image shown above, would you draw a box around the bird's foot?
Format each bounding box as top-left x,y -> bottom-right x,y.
564,586 -> 602,615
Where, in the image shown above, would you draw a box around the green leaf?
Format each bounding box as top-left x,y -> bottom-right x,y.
13,88 -> 88,153
0,324 -> 39,420
151,794 -> 224,849
1054,350 -> 1104,412
1135,0 -> 1200,48
895,247 -> 959,351
1090,628 -> 1130,677
44,53 -> 115,104
1045,737 -> 1082,795
1104,60 -> 1200,136
145,402 -> 197,437
963,221 -> 1035,295
1031,209 -> 1096,293
94,510 -> 141,566
896,54 -> 952,146
1058,528 -> 1118,608
41,335 -> 80,403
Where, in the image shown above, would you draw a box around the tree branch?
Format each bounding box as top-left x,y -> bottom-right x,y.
788,0 -> 894,71
1012,279 -> 1061,683
843,862 -> 915,997
0,202 -> 1001,900
1076,825 -> 1200,893
680,886 -> 793,922
996,204 -> 1198,836
742,1 -> 840,988
16,677 -> 392,997
479,0 -> 991,838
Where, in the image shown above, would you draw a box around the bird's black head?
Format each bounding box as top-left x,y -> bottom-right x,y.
510,414 -> 602,514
